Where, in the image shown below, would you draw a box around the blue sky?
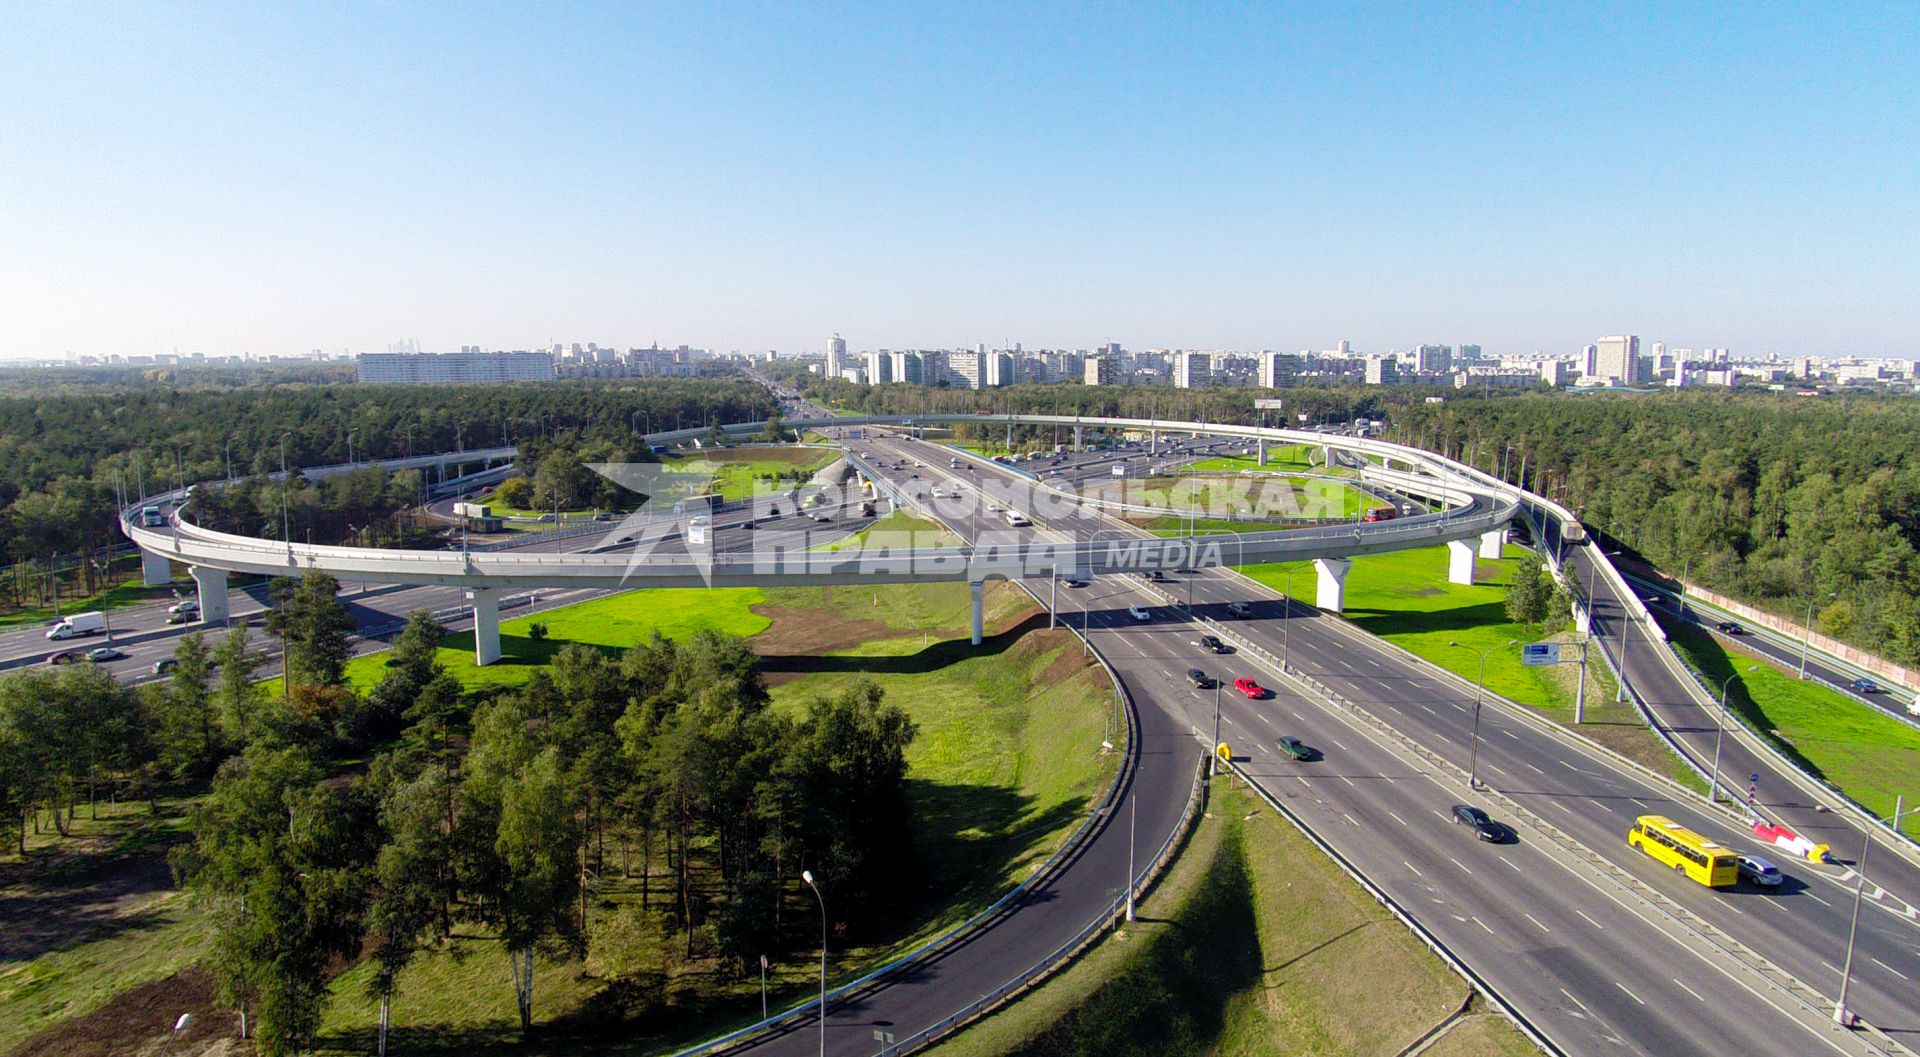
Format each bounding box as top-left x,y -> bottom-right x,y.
2,2 -> 1915,359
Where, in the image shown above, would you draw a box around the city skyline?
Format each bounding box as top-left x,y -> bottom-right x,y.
3,3 -> 1917,360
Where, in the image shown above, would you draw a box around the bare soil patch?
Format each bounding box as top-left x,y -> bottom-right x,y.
8,967 -> 224,1057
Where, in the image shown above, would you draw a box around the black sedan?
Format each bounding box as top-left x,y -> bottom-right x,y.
1451,804 -> 1505,843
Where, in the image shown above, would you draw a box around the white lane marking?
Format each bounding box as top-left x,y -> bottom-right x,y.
1339,775 -> 1356,787
1802,892 -> 1831,907
1404,860 -> 1423,877
1472,915 -> 1494,935
1615,982 -> 1645,1005
1449,857 -> 1473,875
1327,738 -> 1349,751
1256,713 -> 1272,724
1500,857 -> 1522,873
1869,956 -> 1909,981
1551,801 -> 1575,814
1558,759 -> 1579,771
1524,912 -> 1551,932
1575,909 -> 1604,930
1558,987 -> 1592,1014
1342,812 -> 1360,826
1295,776 -> 1311,788
1501,729 -> 1519,740
1526,763 -> 1545,775
1673,978 -> 1705,1002
1388,811 -> 1408,826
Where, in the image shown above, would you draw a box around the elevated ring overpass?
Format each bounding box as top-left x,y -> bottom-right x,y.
119,415 -> 1523,665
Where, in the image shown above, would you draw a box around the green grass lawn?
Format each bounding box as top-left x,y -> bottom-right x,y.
1663,620 -> 1920,840
0,796 -> 210,1054
1108,474 -> 1372,521
661,445 -> 837,501
819,509 -> 960,551
1236,545 -> 1703,792
1185,444 -> 1321,473
335,588 -> 772,693
925,779 -> 1530,1057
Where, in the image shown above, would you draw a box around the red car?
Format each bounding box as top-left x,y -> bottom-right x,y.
1233,677 -> 1267,699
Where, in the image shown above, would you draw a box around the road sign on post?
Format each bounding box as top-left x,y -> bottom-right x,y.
1521,642 -> 1561,666
1254,398 -> 1285,410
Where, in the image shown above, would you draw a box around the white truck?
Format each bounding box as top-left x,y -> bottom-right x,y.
687,516 -> 711,546
451,501 -> 492,520
47,611 -> 107,640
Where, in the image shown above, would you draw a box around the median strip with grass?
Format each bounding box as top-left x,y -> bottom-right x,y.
660,444 -> 838,501
922,779 -> 1535,1057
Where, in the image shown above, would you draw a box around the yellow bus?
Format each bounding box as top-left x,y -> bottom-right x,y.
1628,815 -> 1739,888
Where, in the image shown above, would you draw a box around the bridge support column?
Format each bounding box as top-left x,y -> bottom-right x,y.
141,548 -> 171,586
1256,438 -> 1266,466
1447,539 -> 1477,585
1478,527 -> 1505,560
1313,557 -> 1352,613
191,566 -> 229,626
1321,444 -> 1333,468
1150,429 -> 1159,455
468,587 -> 501,666
1074,425 -> 1084,453
1049,574 -> 1057,629
969,580 -> 985,646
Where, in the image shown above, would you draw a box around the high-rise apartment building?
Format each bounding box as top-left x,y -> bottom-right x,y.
1084,356 -> 1116,386
864,350 -> 892,385
1411,344 -> 1453,374
947,350 -> 983,390
1364,356 -> 1398,385
356,351 -> 555,384
1257,351 -> 1300,388
825,333 -> 846,378
1173,350 -> 1212,388
985,352 -> 1015,387
1593,335 -> 1642,384
889,351 -> 923,385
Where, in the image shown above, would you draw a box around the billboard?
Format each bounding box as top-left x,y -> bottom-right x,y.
1254,398 -> 1286,410
1521,642 -> 1560,666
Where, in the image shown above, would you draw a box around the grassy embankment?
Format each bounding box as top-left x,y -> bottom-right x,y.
0,798 -> 211,1054
923,779 -> 1536,1057
820,509 -> 960,552
0,561 -> 173,628
1662,619 -> 1920,840
308,579 -> 1117,1055
1236,544 -> 1704,793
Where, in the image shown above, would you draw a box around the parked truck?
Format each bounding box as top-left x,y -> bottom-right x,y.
46,611 -> 107,640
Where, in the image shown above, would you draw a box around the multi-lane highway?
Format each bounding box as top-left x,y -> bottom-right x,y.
854,431 -> 1908,1057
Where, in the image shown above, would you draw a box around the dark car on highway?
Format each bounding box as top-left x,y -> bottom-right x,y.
1187,668 -> 1214,689
1275,735 -> 1312,761
1451,804 -> 1505,843
1197,634 -> 1227,654
46,650 -> 79,666
1715,620 -> 1744,634
1850,677 -> 1880,694
1225,601 -> 1252,619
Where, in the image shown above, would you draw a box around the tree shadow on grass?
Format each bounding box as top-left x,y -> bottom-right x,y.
1006,821 -> 1261,1057
1346,600 -> 1514,639
755,612 -> 1049,678
1662,620 -> 1831,786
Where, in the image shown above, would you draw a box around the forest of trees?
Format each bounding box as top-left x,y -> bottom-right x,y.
0,375 -> 772,601
1393,391 -> 1920,664
0,568 -> 919,1056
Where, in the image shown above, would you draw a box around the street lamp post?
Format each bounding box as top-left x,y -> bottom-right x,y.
1711,670 -> 1739,802
1210,673 -> 1224,776
1798,592 -> 1830,680
1834,824 -> 1873,1027
278,434 -> 293,550
801,870 -> 826,1057
1450,640 -> 1516,789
